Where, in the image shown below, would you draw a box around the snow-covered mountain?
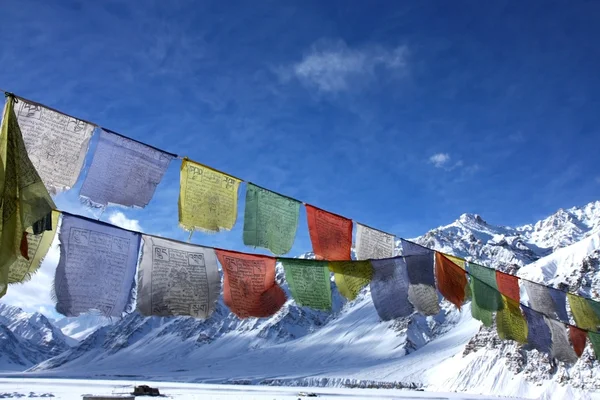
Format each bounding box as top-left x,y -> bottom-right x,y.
0,304 -> 73,371
53,314 -> 113,342
9,200 -> 600,398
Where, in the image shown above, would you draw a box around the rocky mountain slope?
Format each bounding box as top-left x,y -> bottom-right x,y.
4,200 -> 600,398
0,304 -> 73,371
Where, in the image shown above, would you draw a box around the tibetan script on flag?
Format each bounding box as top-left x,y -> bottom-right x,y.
80,129 -> 174,208
54,215 -> 140,317
243,184 -> 300,255
305,205 -> 352,260
496,295 -> 528,344
329,260 -> 373,301
14,99 -> 94,194
355,223 -> 394,260
137,235 -> 220,318
281,259 -> 331,310
179,159 -> 241,233
216,250 -> 286,318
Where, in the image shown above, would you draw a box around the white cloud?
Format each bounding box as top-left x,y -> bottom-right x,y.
429,153 -> 451,168
108,211 -> 142,231
281,39 -> 408,93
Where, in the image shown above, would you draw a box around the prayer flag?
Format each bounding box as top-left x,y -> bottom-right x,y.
400,238 -> 430,256
496,271 -> 520,303
281,259 -> 331,310
547,317 -> 578,363
469,263 -> 502,312
568,292 -> 600,331
408,284 -> 440,316
569,326 -> 587,358
216,249 -> 286,318
522,305 -> 552,354
54,214 -> 140,317
179,159 -> 241,233
137,235 -> 221,318
305,204 -> 352,260
14,98 -> 93,194
496,295 -> 528,344
329,261 -> 373,301
470,291 -> 493,327
404,249 -> 439,316
588,331 -> 600,359
524,281 -> 569,324
446,255 -> 466,270
586,298 -> 600,321
8,210 -> 59,284
243,184 -> 300,255
1,97 -> 56,298
355,224 -> 394,260
370,257 -> 414,321
80,129 -> 174,208
435,252 -> 467,310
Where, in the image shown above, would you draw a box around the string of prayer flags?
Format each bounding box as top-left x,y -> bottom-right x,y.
243,184 -> 300,255
305,205 -> 352,260
496,295 -> 528,344
547,317 -> 578,363
521,305 -> 552,354
370,258 -> 414,321
281,259 -> 331,310
80,129 -> 174,208
400,238 -> 430,256
588,331 -> 600,359
567,292 -> 600,331
179,159 -> 241,233
404,248 -> 439,316
469,263 -> 502,312
435,252 -> 467,309
569,326 -> 587,358
137,236 -> 221,318
14,98 -> 94,194
496,271 -> 520,303
54,214 -> 140,317
524,281 -> 569,324
215,249 -> 286,318
1,97 -> 56,298
329,261 -> 373,301
548,287 -> 570,324
355,223 -> 395,260
8,210 -> 59,284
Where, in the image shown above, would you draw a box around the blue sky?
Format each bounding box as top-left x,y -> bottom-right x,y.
2,1 -> 600,314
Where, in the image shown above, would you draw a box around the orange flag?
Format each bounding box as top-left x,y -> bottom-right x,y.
496,271 -> 520,303
569,326 -> 587,358
215,250 -> 286,319
435,252 -> 467,309
305,204 -> 352,260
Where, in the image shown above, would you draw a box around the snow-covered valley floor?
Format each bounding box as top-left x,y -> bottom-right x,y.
0,378 -> 534,399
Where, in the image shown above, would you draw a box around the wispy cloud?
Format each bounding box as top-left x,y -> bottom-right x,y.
108,211 -> 142,231
279,39 -> 409,93
429,153 -> 451,168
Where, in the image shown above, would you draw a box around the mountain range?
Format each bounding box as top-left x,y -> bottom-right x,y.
2,200 -> 600,399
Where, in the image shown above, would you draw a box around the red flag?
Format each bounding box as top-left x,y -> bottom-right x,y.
496,271 -> 520,303
216,249 -> 286,318
19,232 -> 29,260
435,252 -> 467,309
305,204 -> 352,261
569,326 -> 587,357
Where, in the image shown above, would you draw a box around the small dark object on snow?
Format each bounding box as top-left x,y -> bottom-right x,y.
131,385 -> 160,397
297,393 -> 317,397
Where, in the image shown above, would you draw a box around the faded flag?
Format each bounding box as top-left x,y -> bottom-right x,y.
305,204 -> 352,260
569,326 -> 587,358
80,129 -> 174,208
355,224 -> 394,260
281,259 -> 331,310
179,159 -> 241,233
137,235 -> 221,319
568,292 -> 600,331
496,295 -> 528,344
216,250 -> 286,318
329,260 -> 373,301
54,214 -> 140,317
370,257 -> 414,320
521,305 -> 552,354
547,317 -> 578,363
243,184 -> 300,255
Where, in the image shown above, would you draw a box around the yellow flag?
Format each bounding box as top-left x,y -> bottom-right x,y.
178,159 -> 241,233
568,292 -> 600,331
445,254 -> 466,270
8,210 -> 59,284
1,97 -> 55,297
496,295 -> 528,343
329,261 -> 373,301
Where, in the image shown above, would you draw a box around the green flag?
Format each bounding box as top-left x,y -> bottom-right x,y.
1,97 -> 55,297
281,259 -> 331,310
588,331 -> 600,359
243,183 -> 300,255
470,279 -> 493,326
470,263 -> 503,312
